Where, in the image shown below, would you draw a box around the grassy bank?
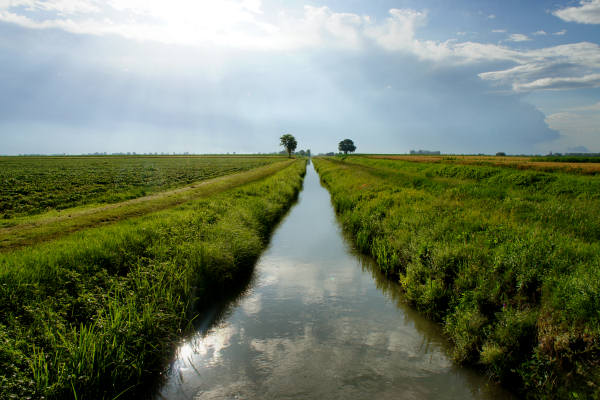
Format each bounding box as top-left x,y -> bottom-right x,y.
313,156 -> 600,399
0,159 -> 306,399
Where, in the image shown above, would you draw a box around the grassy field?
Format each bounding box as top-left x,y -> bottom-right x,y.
0,155 -> 283,220
0,158 -> 306,399
368,154 -> 600,174
0,160 -> 294,251
314,156 -> 600,399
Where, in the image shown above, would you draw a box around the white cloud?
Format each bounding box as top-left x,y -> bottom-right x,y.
487,14 -> 496,19
554,0 -> 600,24
544,102 -> 600,152
533,30 -> 547,35
553,29 -> 567,35
514,73 -> 600,91
0,2 -> 599,94
0,0 -> 100,14
492,29 -> 506,33
507,33 -> 531,42
479,42 -> 600,91
363,8 -> 427,51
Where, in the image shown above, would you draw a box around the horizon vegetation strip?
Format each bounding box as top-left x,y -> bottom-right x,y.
313,156 -> 600,399
0,159 -> 306,399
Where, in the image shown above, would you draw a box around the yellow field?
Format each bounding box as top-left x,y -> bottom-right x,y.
368,155 -> 600,174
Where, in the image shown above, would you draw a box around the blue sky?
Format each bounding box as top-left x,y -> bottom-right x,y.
1,0 -> 599,154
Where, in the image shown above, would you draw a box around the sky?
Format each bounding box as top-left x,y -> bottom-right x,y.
0,0 -> 599,155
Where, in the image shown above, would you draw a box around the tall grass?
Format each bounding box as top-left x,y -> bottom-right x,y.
0,160 -> 306,399
314,156 -> 600,399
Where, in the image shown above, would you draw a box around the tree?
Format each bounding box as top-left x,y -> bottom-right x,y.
280,134 -> 297,158
338,139 -> 356,155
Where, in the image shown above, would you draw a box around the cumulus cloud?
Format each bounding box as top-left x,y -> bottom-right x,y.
533,30 -> 547,36
554,0 -> 600,24
553,29 -> 567,35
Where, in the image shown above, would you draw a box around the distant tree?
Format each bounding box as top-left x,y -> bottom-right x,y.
496,152 -> 506,156
338,139 -> 356,155
280,134 -> 297,158
306,149 -> 311,157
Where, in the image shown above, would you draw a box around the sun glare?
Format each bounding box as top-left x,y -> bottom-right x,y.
103,0 -> 274,47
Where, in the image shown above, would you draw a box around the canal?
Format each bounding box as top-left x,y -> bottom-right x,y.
156,161 -> 514,400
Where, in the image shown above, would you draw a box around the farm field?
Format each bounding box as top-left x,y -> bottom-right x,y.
0,159 -> 294,250
0,157 -> 306,399
368,154 -> 600,174
314,156 -> 600,399
0,155 -> 283,221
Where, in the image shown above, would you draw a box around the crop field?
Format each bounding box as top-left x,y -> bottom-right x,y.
368,154 -> 600,174
314,156 -> 600,399
0,157 -> 306,399
0,160 -> 295,251
0,156 -> 283,220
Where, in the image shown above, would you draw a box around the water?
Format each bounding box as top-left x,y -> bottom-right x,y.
155,162 -> 514,400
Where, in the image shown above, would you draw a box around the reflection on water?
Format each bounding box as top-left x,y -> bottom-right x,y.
155,162 -> 514,400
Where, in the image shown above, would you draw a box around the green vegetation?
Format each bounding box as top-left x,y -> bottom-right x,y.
338,139 -> 356,155
280,134 -> 298,158
0,160 -> 294,250
533,155 -> 600,163
0,159 -> 306,399
0,156 -> 282,219
314,156 -> 600,399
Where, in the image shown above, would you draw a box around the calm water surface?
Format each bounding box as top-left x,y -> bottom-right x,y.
156,162 -> 514,400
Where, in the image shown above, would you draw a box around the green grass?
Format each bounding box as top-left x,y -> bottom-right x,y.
0,160 -> 294,251
0,155 -> 283,219
0,159 -> 306,400
314,156 -> 600,399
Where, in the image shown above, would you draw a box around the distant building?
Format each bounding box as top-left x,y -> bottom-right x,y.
410,150 -> 440,155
